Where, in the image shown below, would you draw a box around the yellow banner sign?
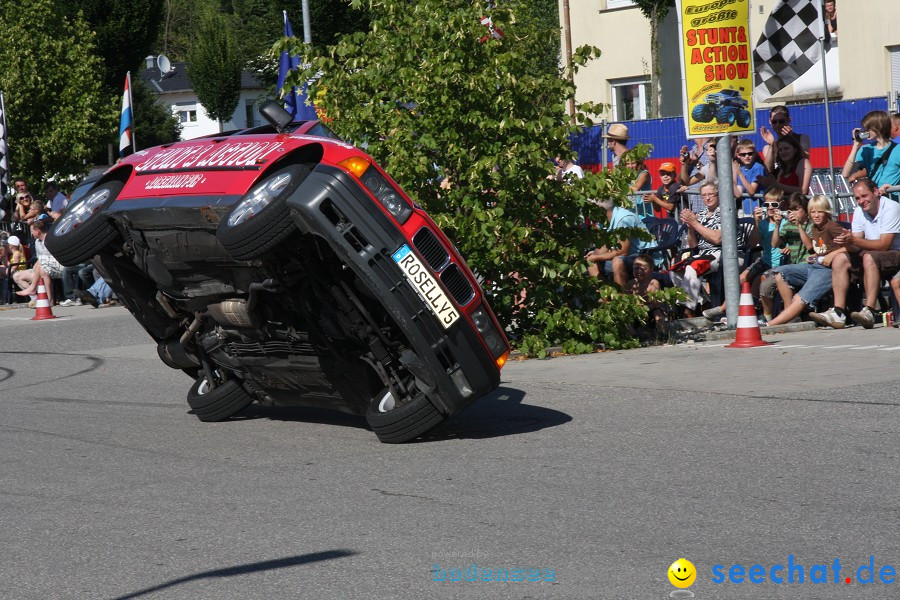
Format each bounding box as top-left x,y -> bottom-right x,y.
677,0 -> 754,138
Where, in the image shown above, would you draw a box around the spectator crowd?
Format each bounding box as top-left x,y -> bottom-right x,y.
581,108 -> 900,338
1,178 -> 116,309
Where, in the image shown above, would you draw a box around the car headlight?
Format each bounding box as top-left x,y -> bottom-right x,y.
339,157 -> 412,223
227,171 -> 293,227
471,305 -> 507,360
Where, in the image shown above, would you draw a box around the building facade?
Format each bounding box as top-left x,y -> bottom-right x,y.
561,0 -> 900,120
139,56 -> 268,140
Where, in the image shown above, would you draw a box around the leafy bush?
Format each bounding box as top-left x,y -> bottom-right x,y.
282,0 -> 680,355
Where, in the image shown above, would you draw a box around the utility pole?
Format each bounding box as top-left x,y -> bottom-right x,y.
562,0 -> 575,124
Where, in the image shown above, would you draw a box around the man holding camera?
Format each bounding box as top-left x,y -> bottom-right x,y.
841,110 -> 900,199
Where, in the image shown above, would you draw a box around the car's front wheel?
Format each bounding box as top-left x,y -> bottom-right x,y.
45,180 -> 123,266
217,164 -> 311,260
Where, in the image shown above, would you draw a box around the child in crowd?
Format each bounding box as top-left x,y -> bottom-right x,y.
626,253 -> 667,336
626,154 -> 653,217
643,162 -> 681,218
733,138 -> 767,216
766,195 -> 846,326
758,193 -> 811,321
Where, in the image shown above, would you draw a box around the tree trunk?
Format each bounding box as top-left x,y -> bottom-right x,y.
649,5 -> 660,118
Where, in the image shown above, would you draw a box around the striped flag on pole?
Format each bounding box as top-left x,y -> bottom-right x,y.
119,71 -> 134,157
0,91 -> 9,198
753,0 -> 823,100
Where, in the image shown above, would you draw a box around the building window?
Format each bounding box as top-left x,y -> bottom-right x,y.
610,78 -> 650,121
245,100 -> 256,128
606,0 -> 636,8
175,103 -> 198,124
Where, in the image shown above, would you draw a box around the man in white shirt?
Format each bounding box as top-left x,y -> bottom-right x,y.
809,178 -> 900,329
552,155 -> 584,181
44,181 -> 68,218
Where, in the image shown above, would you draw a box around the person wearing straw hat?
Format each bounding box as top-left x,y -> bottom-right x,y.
602,123 -> 630,169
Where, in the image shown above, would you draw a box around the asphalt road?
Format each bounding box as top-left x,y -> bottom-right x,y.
1,305 -> 899,599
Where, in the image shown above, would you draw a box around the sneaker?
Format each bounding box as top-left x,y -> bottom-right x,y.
28,299 -> 36,308
850,306 -> 876,329
702,306 -> 725,320
74,289 -> 100,308
809,307 -> 846,329
59,298 -> 76,307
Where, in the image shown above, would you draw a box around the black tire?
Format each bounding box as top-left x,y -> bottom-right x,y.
187,376 -> 253,422
366,392 -> 445,443
45,181 -> 124,266
217,164 -> 311,260
715,106 -> 736,125
737,109 -> 752,128
691,104 -> 714,123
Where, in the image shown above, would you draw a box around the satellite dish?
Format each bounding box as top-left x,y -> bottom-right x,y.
157,54 -> 173,75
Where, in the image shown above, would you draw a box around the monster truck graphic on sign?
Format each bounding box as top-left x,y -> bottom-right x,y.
691,87 -> 752,128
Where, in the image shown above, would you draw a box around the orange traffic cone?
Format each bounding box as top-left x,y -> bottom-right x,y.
31,284 -> 58,321
726,281 -> 770,348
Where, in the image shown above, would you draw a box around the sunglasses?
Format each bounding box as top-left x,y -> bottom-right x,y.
737,152 -> 755,157
764,202 -> 781,208
771,119 -> 788,125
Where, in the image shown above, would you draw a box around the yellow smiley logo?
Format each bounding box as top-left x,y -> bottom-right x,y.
668,558 -> 697,588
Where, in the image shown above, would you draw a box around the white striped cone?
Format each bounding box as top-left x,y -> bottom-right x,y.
726,281 -> 770,348
31,284 -> 58,321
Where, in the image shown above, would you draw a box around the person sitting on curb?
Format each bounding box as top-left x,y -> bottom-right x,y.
74,276 -> 116,308
808,178 -> 900,329
584,198 -> 653,287
670,179 -> 732,318
758,192 -> 811,322
626,253 -> 667,337
11,221 -> 64,306
765,195 -> 845,326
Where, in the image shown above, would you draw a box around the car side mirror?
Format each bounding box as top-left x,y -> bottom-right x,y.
259,100 -> 294,134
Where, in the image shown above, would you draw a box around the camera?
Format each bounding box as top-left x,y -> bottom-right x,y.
854,130 -> 870,142
781,210 -> 790,218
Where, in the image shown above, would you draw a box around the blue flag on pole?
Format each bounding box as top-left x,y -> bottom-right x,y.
277,11 -> 317,121
119,71 -> 134,157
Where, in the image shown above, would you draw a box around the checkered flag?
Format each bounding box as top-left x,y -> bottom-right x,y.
753,0 -> 823,100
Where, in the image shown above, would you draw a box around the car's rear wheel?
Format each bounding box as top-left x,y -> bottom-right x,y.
366,389 -> 445,443
217,164 -> 311,260
187,374 -> 253,422
45,180 -> 124,266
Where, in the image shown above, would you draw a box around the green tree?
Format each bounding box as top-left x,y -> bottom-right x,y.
58,0 -> 165,98
282,0 -> 681,354
0,0 -> 110,185
635,0 -> 676,118
132,78 -> 182,148
186,10 -> 243,132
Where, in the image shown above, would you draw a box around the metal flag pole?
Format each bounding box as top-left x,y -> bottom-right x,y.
819,0 -> 835,208
301,0 -> 312,44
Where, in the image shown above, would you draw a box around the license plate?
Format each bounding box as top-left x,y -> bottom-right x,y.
392,244 -> 460,329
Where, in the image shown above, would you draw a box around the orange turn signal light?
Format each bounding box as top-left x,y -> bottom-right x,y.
337,156 -> 371,178
496,350 -> 509,369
